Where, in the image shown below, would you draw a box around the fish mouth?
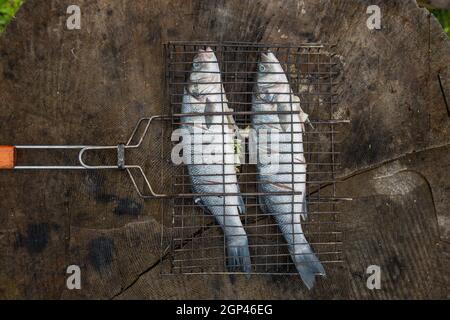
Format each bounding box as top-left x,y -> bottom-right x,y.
199,46 -> 213,53
195,47 -> 216,62
260,51 -> 275,62
260,52 -> 270,61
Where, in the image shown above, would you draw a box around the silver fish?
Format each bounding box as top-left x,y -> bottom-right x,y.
252,51 -> 325,289
181,47 -> 251,274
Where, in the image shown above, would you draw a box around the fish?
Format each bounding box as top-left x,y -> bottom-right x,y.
181,47 -> 251,275
252,51 -> 325,289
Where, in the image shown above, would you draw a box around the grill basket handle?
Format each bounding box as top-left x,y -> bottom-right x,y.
0,116 -> 170,199
0,146 -> 15,169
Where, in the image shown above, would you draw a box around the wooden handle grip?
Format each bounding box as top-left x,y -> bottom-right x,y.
0,146 -> 16,169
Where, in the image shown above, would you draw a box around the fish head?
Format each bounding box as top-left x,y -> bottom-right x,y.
257,52 -> 286,80
188,47 -> 221,97
256,51 -> 289,102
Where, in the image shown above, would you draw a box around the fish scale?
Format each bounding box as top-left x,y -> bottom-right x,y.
181,48 -> 251,274
253,51 -> 325,289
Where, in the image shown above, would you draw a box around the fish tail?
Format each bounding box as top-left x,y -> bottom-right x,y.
292,246 -> 326,290
226,237 -> 252,277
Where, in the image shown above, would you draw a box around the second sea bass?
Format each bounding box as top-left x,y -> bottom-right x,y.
181,47 -> 251,274
252,51 -> 325,289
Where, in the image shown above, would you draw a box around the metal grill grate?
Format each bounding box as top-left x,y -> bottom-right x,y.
163,41 -> 349,275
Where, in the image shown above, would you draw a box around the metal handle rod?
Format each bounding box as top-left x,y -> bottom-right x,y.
124,116 -> 170,198
78,145 -> 120,170
1,116 -> 170,199
14,145 -> 90,170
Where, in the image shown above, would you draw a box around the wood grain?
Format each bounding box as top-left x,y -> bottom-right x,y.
0,0 -> 448,299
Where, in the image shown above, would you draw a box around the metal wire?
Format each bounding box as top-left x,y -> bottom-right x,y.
163,41 -> 348,275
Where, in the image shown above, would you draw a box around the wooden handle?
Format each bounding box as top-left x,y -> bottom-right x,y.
0,146 -> 16,169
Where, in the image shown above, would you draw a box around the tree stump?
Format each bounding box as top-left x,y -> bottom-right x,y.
0,0 -> 449,299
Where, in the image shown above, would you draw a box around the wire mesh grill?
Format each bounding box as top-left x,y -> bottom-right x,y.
163,41 -> 347,275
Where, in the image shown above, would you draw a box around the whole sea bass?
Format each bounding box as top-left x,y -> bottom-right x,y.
181,47 -> 251,274
252,52 -> 325,289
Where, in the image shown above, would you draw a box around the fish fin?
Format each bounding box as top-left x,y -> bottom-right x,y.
292,245 -> 326,290
292,94 -> 314,130
277,102 -> 291,132
194,197 -> 213,215
277,95 -> 305,132
258,194 -> 273,218
298,107 -> 311,132
301,198 -> 308,221
291,95 -> 302,112
223,93 -> 237,132
226,239 -> 252,277
204,97 -> 216,129
237,195 -> 246,215
279,119 -> 290,132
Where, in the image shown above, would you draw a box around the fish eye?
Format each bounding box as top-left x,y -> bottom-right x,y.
193,62 -> 201,69
259,64 -> 266,72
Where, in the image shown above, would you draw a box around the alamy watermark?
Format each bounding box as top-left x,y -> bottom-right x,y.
171,122 -> 285,173
366,265 -> 381,290
66,265 -> 81,290
66,5 -> 81,30
367,5 -> 382,30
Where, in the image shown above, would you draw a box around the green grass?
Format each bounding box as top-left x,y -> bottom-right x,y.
431,9 -> 450,37
0,0 -> 23,33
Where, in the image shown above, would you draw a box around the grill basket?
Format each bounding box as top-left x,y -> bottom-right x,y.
162,41 -> 349,275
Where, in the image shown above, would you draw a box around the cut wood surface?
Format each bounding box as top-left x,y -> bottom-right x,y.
418,0 -> 450,9
0,0 -> 449,299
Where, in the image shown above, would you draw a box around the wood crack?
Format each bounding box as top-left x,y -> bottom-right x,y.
438,73 -> 450,117
110,221 -> 215,299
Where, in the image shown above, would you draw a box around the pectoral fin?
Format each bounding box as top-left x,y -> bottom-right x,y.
204,97 -> 215,129
301,198 -> 308,221
237,194 -> 246,215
